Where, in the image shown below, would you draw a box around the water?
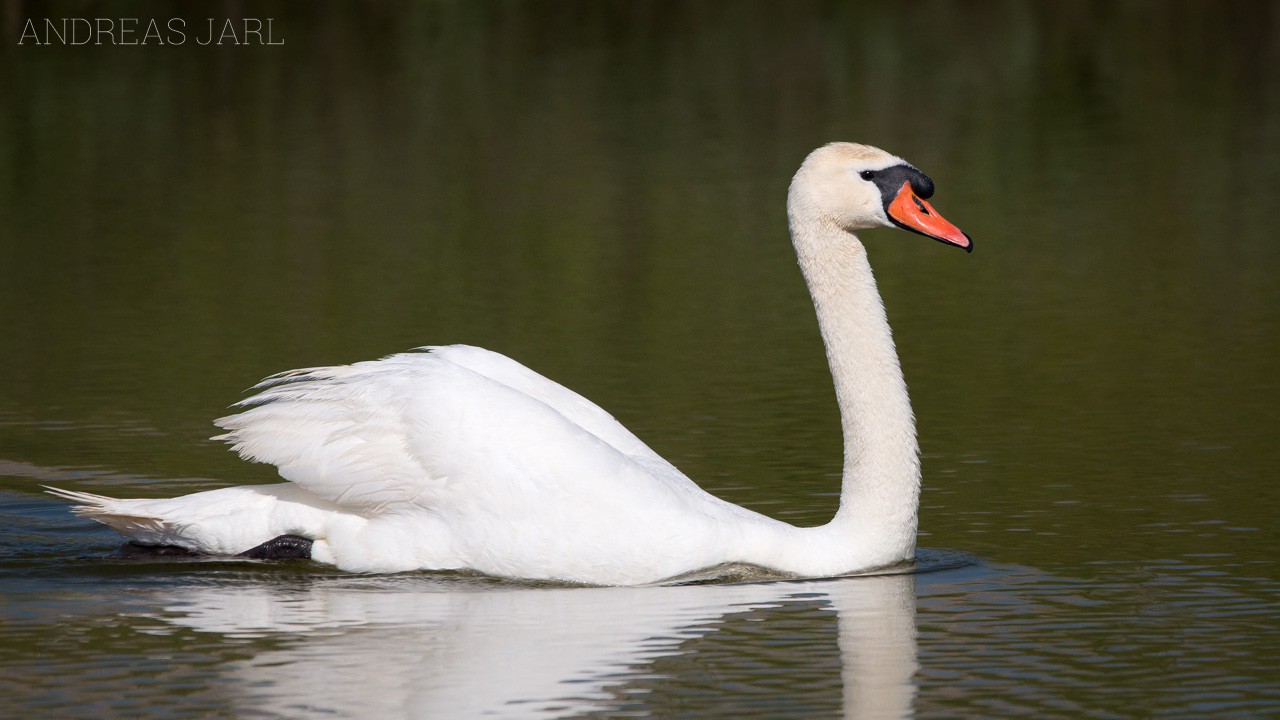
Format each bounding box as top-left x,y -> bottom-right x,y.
2,2 -> 1279,717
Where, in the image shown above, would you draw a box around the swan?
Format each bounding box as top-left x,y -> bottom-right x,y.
48,142 -> 971,586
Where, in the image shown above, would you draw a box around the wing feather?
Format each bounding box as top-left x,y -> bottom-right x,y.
213,346 -> 696,516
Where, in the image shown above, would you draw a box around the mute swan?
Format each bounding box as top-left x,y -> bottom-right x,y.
49,143 -> 971,586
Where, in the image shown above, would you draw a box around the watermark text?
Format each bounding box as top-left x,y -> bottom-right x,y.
17,18 -> 284,46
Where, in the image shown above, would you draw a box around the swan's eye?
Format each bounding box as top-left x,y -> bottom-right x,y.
859,170 -> 875,181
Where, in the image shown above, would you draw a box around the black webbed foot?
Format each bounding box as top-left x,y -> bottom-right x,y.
238,534 -> 313,560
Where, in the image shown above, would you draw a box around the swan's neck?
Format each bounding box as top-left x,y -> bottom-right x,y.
790,217 -> 919,570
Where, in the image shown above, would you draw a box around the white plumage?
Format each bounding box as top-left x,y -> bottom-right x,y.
49,143 -> 971,585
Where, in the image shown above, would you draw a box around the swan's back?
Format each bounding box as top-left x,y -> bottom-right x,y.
216,346 -> 695,511
210,346 -> 770,581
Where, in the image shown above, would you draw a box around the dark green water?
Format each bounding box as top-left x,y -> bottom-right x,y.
2,2 -> 1278,717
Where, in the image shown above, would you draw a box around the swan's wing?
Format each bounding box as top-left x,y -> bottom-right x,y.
213,346 -> 697,515
423,345 -> 670,466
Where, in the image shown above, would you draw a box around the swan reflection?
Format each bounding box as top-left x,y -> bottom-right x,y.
152,573 -> 917,719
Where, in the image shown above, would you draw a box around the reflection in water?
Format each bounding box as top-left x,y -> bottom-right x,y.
151,574 -> 917,719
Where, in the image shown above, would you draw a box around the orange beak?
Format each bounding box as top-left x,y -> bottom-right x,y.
887,181 -> 972,252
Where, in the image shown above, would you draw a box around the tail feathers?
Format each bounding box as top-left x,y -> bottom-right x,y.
44,486 -> 175,544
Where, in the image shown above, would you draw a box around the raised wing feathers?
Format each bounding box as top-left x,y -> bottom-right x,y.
213,346 -> 691,516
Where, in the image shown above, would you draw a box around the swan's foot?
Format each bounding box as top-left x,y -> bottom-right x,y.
238,534 -> 313,560
115,542 -> 199,558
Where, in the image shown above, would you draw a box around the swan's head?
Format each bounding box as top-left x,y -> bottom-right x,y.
788,142 -> 971,252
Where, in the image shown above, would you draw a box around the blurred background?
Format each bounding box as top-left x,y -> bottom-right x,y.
1,2 -> 1278,717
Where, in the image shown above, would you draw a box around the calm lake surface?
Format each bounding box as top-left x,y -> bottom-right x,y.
2,2 -> 1278,717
